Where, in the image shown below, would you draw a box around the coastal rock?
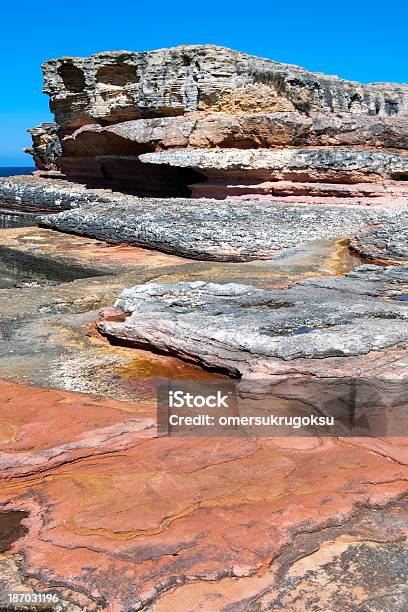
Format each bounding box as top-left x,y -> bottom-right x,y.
24,45 -> 408,196
350,214 -> 408,263
140,148 -> 408,179
24,123 -> 62,171
56,155 -> 203,195
98,270 -> 408,380
61,112 -> 408,155
140,148 -> 408,202
41,45 -> 408,131
39,199 -> 392,261
0,175 -> 113,213
2,380 -> 408,610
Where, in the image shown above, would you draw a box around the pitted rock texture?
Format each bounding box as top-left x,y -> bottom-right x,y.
0,175 -> 114,213
140,147 -> 408,178
24,122 -> 62,171
42,45 -> 408,131
38,198 -> 392,261
350,214 -> 408,263
98,269 -> 408,380
61,112 -> 408,155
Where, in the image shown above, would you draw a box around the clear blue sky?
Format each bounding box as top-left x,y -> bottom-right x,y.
1,0 -> 407,166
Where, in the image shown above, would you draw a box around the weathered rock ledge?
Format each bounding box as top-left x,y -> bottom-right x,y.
62,112 -> 408,154
42,45 -> 408,132
39,197 -> 396,261
141,147 -> 408,176
139,147 -> 408,202
0,175 -> 114,213
350,214 -> 408,263
99,265 -> 408,383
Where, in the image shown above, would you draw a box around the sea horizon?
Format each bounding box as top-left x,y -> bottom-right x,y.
0,166 -> 35,177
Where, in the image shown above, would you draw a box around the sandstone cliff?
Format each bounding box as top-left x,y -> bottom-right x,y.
21,45 -> 408,202
42,45 -> 408,131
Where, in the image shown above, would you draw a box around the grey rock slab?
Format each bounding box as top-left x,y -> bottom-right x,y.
0,175 -> 115,213
301,263 -> 408,297
38,199 -> 395,261
98,274 -> 408,378
140,148 -> 408,177
349,214 -> 408,263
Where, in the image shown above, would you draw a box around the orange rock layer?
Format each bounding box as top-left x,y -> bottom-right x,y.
1,379 -> 408,610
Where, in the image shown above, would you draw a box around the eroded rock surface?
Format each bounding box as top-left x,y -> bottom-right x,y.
98,268 -> 408,381
2,378 -> 408,610
3,43 -> 408,612
140,147 -> 408,203
0,175 -> 114,213
42,45 -> 408,132
24,122 -> 62,171
39,198 -> 394,261
62,112 -> 408,154
141,148 -> 408,177
350,214 -> 408,263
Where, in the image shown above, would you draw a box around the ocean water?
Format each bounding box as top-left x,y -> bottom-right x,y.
0,167 -> 35,177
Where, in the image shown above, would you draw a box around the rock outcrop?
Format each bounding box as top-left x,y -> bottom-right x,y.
42,45 -> 408,132
3,44 -> 408,612
98,268 -> 408,382
24,122 -> 62,171
17,44 -> 408,201
39,198 -> 394,261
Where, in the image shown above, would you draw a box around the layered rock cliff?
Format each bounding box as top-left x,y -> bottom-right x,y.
42,45 -> 408,129
22,45 -> 408,202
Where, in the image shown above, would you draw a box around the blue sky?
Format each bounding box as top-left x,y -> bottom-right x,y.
1,0 -> 407,166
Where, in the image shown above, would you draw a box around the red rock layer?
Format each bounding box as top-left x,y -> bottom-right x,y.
2,379 -> 408,610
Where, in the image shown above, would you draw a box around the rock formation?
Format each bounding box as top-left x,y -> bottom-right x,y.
1,45 -> 408,611
24,122 -> 62,171
140,148 -> 408,202
98,268 -> 408,382
42,45 -> 408,131
18,44 -> 408,201
39,197 -> 394,261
